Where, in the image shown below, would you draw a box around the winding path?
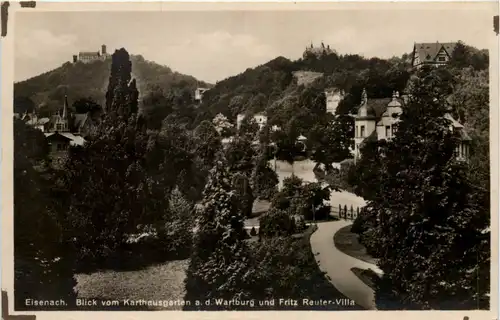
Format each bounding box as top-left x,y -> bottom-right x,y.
310,220 -> 382,310
265,160 -> 381,308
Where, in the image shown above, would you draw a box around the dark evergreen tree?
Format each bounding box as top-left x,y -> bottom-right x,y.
105,48 -> 138,120
251,146 -> 279,200
184,154 -> 253,310
369,68 -> 490,309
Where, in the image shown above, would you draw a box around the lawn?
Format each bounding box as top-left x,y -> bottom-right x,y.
333,225 -> 378,265
75,259 -> 189,310
351,267 -> 379,291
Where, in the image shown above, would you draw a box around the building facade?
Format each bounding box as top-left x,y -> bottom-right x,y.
411,42 -> 457,68
74,44 -> 110,64
303,42 -> 335,59
194,87 -> 210,103
353,89 -> 471,162
236,113 -> 267,131
325,89 -> 343,115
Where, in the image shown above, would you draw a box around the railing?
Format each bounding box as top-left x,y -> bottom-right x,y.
330,205 -> 360,221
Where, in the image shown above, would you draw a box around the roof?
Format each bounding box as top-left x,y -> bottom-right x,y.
26,117 -> 50,126
413,42 -> 457,64
444,113 -> 464,129
45,132 -> 86,146
357,98 -> 391,120
79,51 -> 100,57
73,113 -> 89,128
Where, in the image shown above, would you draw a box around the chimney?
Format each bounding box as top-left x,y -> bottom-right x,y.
101,44 -> 107,55
72,55 -> 77,63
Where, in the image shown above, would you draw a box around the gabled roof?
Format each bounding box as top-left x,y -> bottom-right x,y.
413,42 -> 457,64
26,117 -> 50,126
45,132 -> 86,146
73,113 -> 89,128
356,98 -> 392,120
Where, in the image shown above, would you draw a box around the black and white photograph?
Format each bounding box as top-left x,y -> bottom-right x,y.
2,1 -> 498,316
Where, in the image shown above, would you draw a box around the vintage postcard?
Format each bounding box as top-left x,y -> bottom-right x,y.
1,1 -> 499,320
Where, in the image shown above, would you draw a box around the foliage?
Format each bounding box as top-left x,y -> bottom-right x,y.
140,86 -> 173,130
251,148 -> 279,200
13,119 -> 77,309
212,113 -> 234,137
271,176 -> 332,221
348,138 -> 386,201
231,172 -> 255,218
193,120 -> 222,169
449,41 -> 489,71
72,97 -> 102,115
184,155 -> 253,310
258,208 -> 297,238
156,188 -> 194,257
224,136 -> 257,176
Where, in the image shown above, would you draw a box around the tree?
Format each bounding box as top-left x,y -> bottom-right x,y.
307,113 -> 346,167
224,136 -> 257,176
251,147 -> 279,200
184,154 -> 253,310
193,120 -> 222,169
13,119 -> 77,309
212,113 -> 234,137
232,172 -> 255,218
105,48 -> 138,120
238,116 -> 260,141
141,86 -> 173,130
259,207 -> 297,238
72,97 -> 102,115
271,120 -> 302,172
367,68 -> 490,309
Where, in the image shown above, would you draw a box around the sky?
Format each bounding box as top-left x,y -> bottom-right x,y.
14,7 -> 495,84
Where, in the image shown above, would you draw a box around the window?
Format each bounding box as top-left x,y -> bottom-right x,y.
392,126 -> 397,136
438,56 -> 446,62
360,125 -> 365,137
355,126 -> 359,137
56,123 -> 63,131
385,126 -> 391,137
56,143 -> 67,151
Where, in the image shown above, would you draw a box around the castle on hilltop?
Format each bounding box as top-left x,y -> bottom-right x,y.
303,42 -> 336,59
72,44 -> 111,64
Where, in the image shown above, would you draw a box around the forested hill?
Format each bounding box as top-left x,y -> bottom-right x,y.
195,50 -> 413,124
195,42 -> 488,125
14,54 -> 212,116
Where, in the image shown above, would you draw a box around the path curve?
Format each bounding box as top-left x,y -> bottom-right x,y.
310,220 -> 382,310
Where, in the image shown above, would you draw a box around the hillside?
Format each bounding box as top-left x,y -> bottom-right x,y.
196,51 -> 411,125
14,54 -> 211,115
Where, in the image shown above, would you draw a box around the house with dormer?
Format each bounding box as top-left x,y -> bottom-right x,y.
353,89 -> 471,162
411,42 -> 457,68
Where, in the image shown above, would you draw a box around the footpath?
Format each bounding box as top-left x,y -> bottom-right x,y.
309,220 -> 382,310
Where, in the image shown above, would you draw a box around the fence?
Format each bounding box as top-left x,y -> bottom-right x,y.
330,204 -> 360,221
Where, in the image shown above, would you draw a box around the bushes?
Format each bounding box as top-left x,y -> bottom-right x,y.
259,208 -> 298,238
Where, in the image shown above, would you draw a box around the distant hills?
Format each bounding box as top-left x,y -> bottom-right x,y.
14,54 -> 212,115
